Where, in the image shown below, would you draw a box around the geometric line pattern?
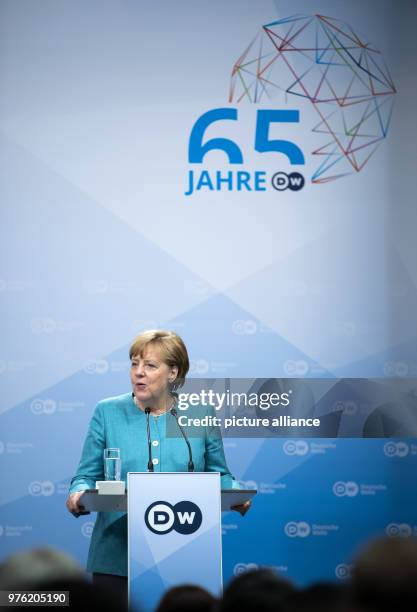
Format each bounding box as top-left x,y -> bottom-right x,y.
229,14 -> 397,183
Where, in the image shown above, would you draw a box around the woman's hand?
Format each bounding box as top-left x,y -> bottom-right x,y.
231,499 -> 252,516
66,491 -> 90,518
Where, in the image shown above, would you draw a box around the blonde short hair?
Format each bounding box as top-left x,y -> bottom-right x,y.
129,330 -> 189,388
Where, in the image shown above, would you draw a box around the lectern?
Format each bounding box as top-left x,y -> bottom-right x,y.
81,473 -> 256,612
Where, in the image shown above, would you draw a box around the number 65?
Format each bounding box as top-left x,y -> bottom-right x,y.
188,108 -> 305,165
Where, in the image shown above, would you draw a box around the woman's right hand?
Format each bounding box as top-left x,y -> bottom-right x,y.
66,491 -> 90,518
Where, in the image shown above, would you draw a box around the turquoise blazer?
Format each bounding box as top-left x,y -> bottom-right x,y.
69,392 -> 239,576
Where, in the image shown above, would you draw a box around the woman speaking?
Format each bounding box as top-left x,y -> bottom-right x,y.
66,330 -> 248,594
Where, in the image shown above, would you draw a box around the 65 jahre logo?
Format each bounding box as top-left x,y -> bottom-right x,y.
184,14 -> 396,196
185,108 -> 305,196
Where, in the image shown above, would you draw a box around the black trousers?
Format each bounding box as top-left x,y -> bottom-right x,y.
92,572 -> 128,609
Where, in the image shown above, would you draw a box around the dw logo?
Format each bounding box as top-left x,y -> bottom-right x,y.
386,523 -> 412,537
234,563 -> 258,576
383,442 -> 409,458
283,440 -> 309,456
335,564 -> 352,580
332,481 -> 359,497
145,501 -> 202,535
284,521 -> 311,538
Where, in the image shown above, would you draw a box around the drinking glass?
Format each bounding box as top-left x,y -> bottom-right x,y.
104,448 -> 121,481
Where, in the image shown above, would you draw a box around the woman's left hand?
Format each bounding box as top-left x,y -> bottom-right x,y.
231,499 -> 252,516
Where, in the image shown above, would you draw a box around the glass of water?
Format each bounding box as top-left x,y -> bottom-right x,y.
104,448 -> 121,481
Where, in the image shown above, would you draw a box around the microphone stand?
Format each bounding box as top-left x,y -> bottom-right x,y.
145,407 -> 154,472
170,407 -> 195,472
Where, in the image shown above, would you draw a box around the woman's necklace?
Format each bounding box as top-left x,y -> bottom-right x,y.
133,394 -> 175,416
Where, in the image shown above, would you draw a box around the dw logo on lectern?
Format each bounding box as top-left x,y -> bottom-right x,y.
145,500 -> 203,535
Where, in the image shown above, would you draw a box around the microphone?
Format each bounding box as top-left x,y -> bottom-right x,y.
170,407 -> 194,472
145,407 -> 154,472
